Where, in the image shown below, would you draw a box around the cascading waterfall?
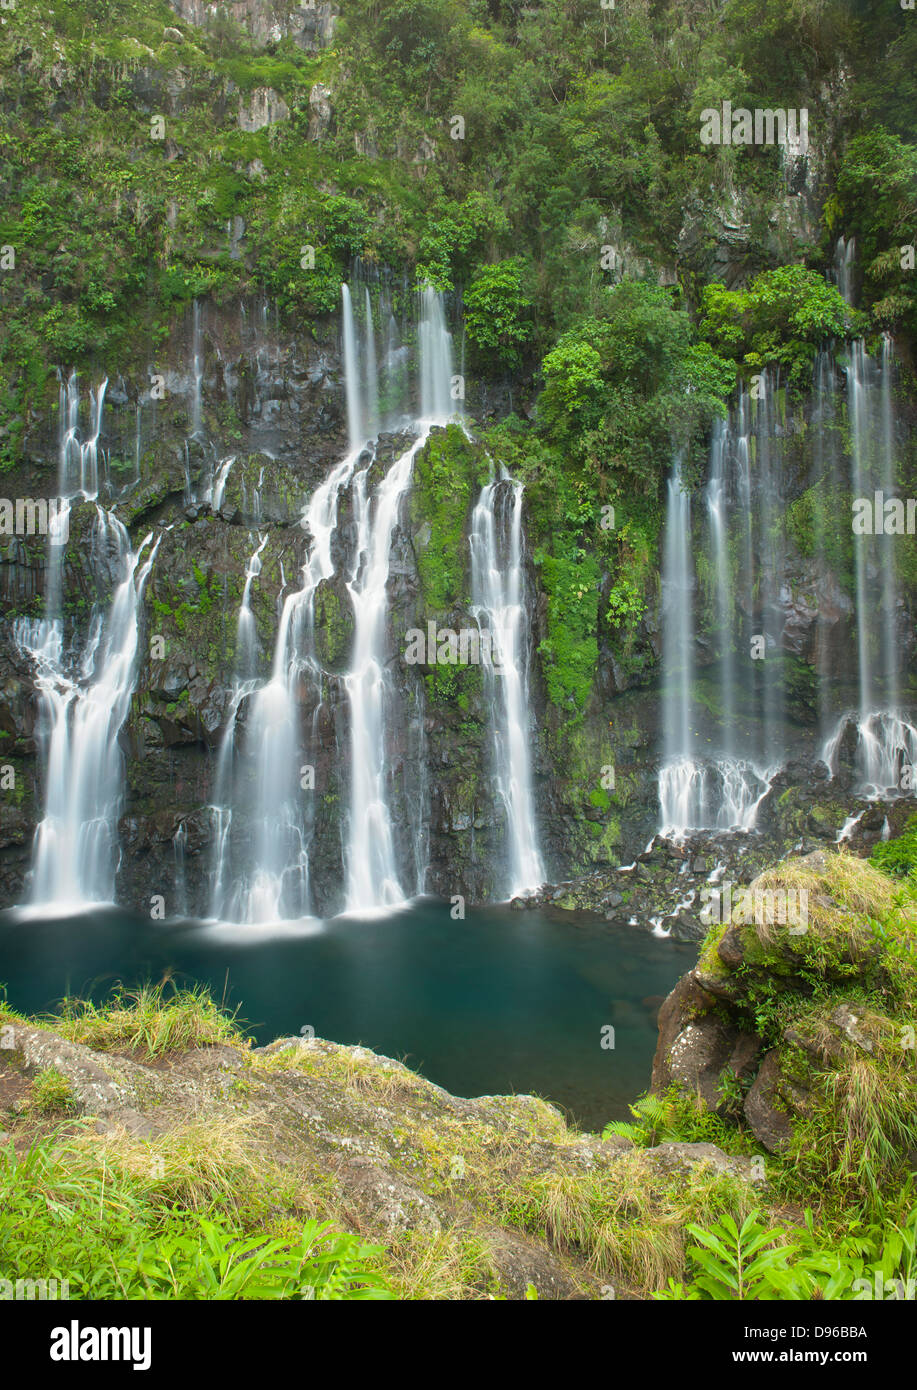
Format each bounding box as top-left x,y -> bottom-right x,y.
658,429 -> 774,838
210,283 -> 454,921
659,244 -> 914,833
16,513 -> 158,908
470,470 -> 544,898
210,447 -> 363,922
343,286 -> 454,911
818,238 -> 916,796
17,376 -> 159,908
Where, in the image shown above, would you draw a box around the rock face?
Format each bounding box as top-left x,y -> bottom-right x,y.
0,292 -> 914,915
0,1019 -> 755,1299
238,86 -> 290,131
168,0 -> 337,51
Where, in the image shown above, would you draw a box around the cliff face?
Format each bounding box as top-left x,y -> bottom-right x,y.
1,290 -> 914,920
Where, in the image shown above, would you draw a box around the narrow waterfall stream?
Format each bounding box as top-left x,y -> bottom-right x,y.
470,470 -> 544,898
15,380 -> 159,908
816,240 -> 917,795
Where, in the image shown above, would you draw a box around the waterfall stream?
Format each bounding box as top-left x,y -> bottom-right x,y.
470,470 -> 544,898
17,379 -> 159,909
17,513 -> 158,909
210,284 -> 455,922
658,256 -> 915,834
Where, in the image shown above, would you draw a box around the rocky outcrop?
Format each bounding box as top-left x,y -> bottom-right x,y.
168,0 -> 337,51
651,850 -> 917,1175
0,1021 -> 757,1298
238,86 -> 289,131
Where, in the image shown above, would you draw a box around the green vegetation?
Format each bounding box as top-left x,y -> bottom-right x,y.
631,851 -> 917,1300
658,1204 -> 917,1302
29,1068 -> 78,1116
871,815 -> 917,880
0,1132 -> 391,1299
410,424 -> 481,611
53,983 -> 245,1058
700,268 -> 856,390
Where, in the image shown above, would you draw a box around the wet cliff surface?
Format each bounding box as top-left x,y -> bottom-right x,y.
1,294 -> 915,924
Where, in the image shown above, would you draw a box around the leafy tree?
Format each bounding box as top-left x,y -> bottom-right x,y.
463,259 -> 533,368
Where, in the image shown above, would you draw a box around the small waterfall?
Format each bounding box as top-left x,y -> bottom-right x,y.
341,284 -> 365,450
236,533 -> 267,678
343,287 -> 454,911
705,419 -> 735,753
817,240 -> 914,797
211,456 -> 236,513
879,334 -> 899,715
470,471 -> 544,897
16,515 -> 159,908
658,452 -> 770,837
59,372 -> 108,502
418,287 -> 453,423
190,300 -> 203,439
847,339 -> 873,718
363,287 -> 379,440
812,349 -> 840,740
660,459 -> 694,769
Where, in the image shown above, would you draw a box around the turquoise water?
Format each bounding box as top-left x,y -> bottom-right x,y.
0,900 -> 695,1129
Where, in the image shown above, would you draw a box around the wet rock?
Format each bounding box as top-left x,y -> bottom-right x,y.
743,1051 -> 794,1153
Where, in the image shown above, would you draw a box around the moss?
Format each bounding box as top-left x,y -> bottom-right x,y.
410,425 -> 480,613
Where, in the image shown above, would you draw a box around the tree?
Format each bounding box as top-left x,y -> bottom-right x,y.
463,259 -> 533,368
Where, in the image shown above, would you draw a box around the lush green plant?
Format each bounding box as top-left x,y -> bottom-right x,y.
29,1068 -> 78,1115
870,816 -> 917,880
0,1131 -> 393,1300
700,268 -> 856,388
463,259 -> 534,368
657,1202 -> 917,1302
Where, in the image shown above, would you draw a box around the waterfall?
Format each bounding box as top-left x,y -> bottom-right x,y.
211,456 -> 236,513
660,458 -> 694,781
817,241 -> 916,797
236,533 -> 267,678
658,450 -> 771,837
343,439 -> 424,910
190,300 -> 203,439
16,515 -> 159,909
418,287 -> 453,423
879,334 -> 899,716
210,283 -> 454,922
363,287 -> 380,440
342,287 -> 454,911
210,449 -> 362,923
470,471 -> 544,897
705,419 -> 735,754
341,284 -> 365,450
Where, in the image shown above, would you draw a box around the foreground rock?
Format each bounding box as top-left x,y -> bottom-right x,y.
0,1021 -> 756,1300
651,850 -> 917,1191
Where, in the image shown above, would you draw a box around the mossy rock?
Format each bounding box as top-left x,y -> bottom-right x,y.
313,576 -> 354,672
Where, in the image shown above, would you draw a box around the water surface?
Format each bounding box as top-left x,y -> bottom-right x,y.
0,900 -> 695,1129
